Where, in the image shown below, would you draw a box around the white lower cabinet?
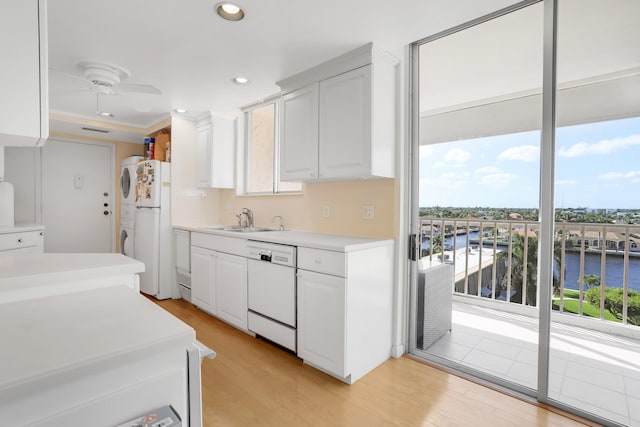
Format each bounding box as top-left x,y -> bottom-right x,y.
296,243 -> 394,384
297,269 -> 346,377
0,228 -> 44,254
190,232 -> 248,331
215,252 -> 247,330
190,246 -> 216,314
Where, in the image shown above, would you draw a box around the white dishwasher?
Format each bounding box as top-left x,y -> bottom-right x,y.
246,240 -> 297,352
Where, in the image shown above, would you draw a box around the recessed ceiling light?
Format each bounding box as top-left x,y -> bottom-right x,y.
215,2 -> 245,21
98,111 -> 113,118
174,108 -> 188,114
232,76 -> 250,85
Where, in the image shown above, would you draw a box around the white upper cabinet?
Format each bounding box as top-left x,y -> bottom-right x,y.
196,113 -> 235,189
0,0 -> 48,146
280,84 -> 319,181
318,65 -> 372,179
277,43 -> 398,182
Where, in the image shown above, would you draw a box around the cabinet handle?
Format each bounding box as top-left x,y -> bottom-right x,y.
17,238 -> 23,243
315,258 -> 322,264
40,232 -> 44,236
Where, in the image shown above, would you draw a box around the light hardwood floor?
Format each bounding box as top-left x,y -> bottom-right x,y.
155,298 -> 595,427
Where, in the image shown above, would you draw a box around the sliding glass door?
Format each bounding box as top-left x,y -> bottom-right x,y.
410,1 -> 640,425
410,1 -> 544,394
547,1 -> 640,425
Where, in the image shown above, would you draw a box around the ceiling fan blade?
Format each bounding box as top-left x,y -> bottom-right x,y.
117,83 -> 162,95
49,67 -> 93,84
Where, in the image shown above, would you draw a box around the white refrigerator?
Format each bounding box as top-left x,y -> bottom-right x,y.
134,160 -> 175,299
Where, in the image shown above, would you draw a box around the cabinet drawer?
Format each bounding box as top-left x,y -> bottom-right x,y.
297,247 -> 346,277
0,230 -> 43,252
191,232 -> 247,257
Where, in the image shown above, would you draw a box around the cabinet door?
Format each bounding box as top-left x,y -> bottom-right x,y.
195,124 -> 212,188
0,0 -> 48,146
174,229 -> 190,273
297,269 -> 346,377
318,65 -> 372,179
215,252 -> 248,330
280,84 -> 319,181
190,246 -> 216,314
195,116 -> 235,189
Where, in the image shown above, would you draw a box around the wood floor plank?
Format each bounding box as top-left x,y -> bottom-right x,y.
154,299 -> 594,427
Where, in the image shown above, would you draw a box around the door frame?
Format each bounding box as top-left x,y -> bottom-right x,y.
403,0 -> 611,420
44,137 -> 117,252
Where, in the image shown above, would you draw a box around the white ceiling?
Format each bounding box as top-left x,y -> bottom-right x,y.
418,0 -> 640,144
47,0 -> 522,140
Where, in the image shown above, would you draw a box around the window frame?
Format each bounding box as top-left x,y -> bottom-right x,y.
242,99 -> 302,195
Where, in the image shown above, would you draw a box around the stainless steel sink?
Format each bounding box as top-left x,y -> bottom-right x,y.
222,226 -> 274,233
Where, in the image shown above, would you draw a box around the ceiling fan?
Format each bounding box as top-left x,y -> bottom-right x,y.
74,61 -> 162,96
51,61 -> 162,118
52,61 -> 162,96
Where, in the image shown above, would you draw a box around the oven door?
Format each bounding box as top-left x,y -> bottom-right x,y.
247,259 -> 296,327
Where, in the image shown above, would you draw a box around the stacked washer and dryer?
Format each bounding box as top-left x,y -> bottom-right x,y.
119,156 -> 142,257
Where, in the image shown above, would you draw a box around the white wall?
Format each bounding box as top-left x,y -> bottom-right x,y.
4,146 -> 41,224
170,116 -> 221,226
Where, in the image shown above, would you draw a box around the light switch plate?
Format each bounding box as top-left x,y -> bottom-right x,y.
362,204 -> 375,220
322,205 -> 331,218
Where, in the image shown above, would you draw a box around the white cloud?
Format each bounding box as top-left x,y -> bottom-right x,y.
421,172 -> 470,189
476,166 -> 500,174
558,134 -> 640,158
497,145 -> 539,162
479,173 -> 516,187
444,148 -> 471,165
556,179 -> 577,185
419,145 -> 433,159
599,170 -> 640,180
431,161 -> 446,169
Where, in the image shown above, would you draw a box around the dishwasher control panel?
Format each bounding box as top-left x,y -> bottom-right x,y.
247,240 -> 296,267
258,250 -> 272,262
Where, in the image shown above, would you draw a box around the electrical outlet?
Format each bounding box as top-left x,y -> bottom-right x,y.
362,204 -> 375,220
322,205 -> 331,218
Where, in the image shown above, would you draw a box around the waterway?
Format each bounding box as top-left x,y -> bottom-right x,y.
421,231 -> 640,292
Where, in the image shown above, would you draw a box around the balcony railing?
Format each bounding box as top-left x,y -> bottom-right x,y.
419,217 -> 640,327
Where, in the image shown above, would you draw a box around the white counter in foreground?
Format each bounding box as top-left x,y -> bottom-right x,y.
0,286 -> 196,426
0,253 -> 145,303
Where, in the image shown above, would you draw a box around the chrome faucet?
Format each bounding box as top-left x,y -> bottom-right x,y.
272,215 -> 285,231
241,208 -> 254,228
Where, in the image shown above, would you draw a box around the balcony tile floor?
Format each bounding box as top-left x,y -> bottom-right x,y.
423,302 -> 640,426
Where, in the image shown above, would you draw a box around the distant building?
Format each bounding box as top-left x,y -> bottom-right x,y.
508,212 -> 524,220
567,229 -> 640,252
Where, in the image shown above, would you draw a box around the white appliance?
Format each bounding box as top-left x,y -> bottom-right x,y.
120,156 -> 141,258
0,146 -> 15,228
134,160 -> 175,299
120,155 -> 142,206
246,240 -> 297,352
120,204 -> 135,257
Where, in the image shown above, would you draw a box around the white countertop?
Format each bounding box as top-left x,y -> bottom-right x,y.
176,224 -> 394,252
0,286 -> 194,395
0,223 -> 44,234
0,253 -> 145,290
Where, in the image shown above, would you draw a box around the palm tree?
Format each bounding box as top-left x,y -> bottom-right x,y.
497,232 -> 564,306
431,234 -> 443,254
498,234 -> 538,306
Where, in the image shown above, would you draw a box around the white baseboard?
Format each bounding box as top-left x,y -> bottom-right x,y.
391,344 -> 405,358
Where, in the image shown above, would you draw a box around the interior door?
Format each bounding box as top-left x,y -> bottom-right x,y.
42,139 -> 114,252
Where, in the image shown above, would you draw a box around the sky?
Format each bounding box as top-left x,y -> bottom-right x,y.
419,116 -> 640,209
